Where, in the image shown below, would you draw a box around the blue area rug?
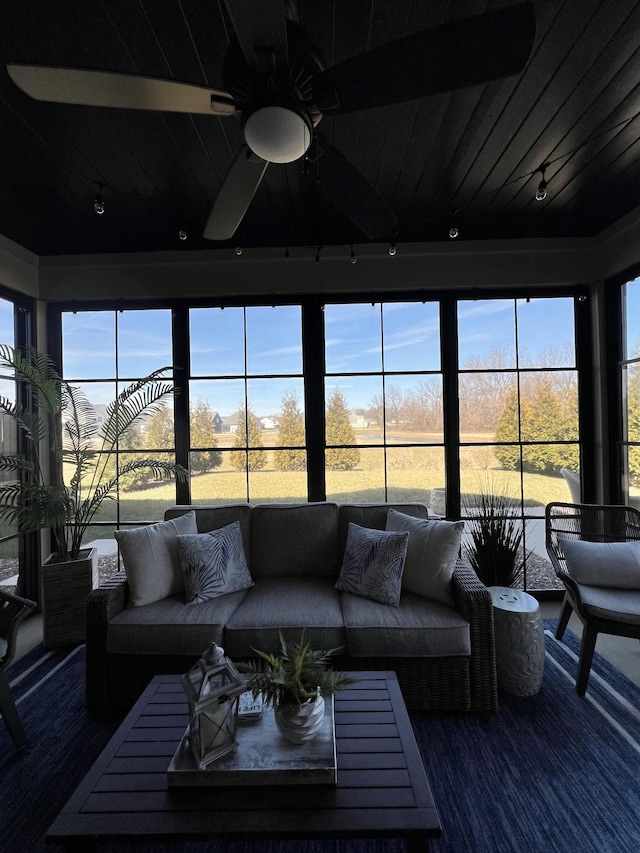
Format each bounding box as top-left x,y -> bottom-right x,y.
1,621 -> 639,852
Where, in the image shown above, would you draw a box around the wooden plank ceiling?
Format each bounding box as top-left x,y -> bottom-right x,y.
0,0 -> 638,256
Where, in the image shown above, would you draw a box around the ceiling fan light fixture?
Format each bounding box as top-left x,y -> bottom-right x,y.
243,106 -> 312,164
93,185 -> 105,215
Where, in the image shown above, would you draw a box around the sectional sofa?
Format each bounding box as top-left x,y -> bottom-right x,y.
85,502 -> 497,715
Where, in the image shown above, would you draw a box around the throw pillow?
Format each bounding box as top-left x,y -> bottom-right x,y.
559,538 -> 640,589
335,522 -> 409,606
386,508 -> 463,607
114,511 -> 197,608
177,521 -> 253,605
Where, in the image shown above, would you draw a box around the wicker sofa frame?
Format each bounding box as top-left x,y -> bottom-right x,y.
86,564 -> 497,717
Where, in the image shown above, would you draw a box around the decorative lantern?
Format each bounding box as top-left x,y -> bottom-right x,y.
181,643 -> 248,768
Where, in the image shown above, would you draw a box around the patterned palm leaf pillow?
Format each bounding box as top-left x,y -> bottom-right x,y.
335,522 -> 409,606
177,521 -> 253,605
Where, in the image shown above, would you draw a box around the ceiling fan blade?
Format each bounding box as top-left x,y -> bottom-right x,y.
313,2 -> 536,114
203,145 -> 268,240
308,134 -> 398,239
222,0 -> 288,75
7,64 -> 235,116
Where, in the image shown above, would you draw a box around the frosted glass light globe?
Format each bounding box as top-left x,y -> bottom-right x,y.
244,106 -> 311,164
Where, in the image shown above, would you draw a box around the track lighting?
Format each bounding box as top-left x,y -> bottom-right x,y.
235,246 -> 243,256
448,210 -> 459,239
350,245 -> 357,264
178,228 -> 188,242
93,184 -> 105,215
535,163 -> 549,201
388,240 -> 397,256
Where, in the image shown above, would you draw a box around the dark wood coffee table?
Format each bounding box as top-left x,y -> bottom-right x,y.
47,671 -> 442,851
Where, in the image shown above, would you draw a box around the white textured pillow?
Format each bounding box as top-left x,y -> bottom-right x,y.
386,509 -> 462,606
115,511 -> 197,607
335,522 -> 409,606
560,538 -> 640,589
177,522 -> 253,605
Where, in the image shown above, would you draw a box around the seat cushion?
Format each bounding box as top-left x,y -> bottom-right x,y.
250,503 -> 340,578
223,576 -> 346,656
341,590 -> 470,658
579,584 -> 640,624
106,589 -> 248,655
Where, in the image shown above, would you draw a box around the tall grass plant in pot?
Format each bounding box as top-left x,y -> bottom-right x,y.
0,345 -> 188,646
462,483 -> 524,589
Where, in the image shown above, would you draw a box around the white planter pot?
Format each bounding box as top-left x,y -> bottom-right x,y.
274,695 -> 325,744
41,547 -> 98,648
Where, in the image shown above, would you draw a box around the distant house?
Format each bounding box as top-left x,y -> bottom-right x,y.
211,411 -> 224,433
260,416 -> 279,430
220,411 -> 240,434
349,412 -> 371,429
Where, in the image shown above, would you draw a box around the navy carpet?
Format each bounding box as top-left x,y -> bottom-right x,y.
1,622 -> 639,853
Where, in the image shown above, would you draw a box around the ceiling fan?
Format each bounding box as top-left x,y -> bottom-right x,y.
6,0 -> 535,243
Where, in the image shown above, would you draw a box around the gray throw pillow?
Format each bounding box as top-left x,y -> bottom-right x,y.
335,522 -> 409,606
560,538 -> 640,589
386,508 -> 463,607
115,511 -> 197,607
177,521 -> 254,605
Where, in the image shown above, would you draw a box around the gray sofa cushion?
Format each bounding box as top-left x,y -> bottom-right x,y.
340,590 -> 470,658
338,503 -> 428,557
106,589 -> 248,655
223,576 -> 346,656
165,504 -> 252,560
250,503 -> 340,578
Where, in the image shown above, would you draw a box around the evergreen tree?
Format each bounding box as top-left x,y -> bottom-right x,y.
230,405 -> 267,471
493,388 -> 522,471
190,398 -> 222,473
325,387 -> 360,471
274,389 -> 306,471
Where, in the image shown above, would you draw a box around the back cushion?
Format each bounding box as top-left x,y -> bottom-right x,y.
338,503 -> 428,558
164,505 -> 252,564
250,503 -> 340,578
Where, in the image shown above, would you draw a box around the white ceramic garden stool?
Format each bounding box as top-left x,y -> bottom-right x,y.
489,586 -> 545,697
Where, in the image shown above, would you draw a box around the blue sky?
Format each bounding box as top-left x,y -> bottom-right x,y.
0,292 -> 607,414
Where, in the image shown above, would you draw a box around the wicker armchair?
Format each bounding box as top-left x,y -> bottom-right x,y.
0,589 -> 37,749
545,502 -> 640,696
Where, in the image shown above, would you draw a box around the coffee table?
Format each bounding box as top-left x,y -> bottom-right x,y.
47,670 -> 442,851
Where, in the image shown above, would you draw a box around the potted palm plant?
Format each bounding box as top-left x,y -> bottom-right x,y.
239,632 -> 355,744
0,344 -> 188,647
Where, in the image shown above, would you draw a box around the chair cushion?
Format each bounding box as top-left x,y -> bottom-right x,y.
386,509 -> 462,606
560,538 -> 640,589
177,522 -> 253,605
106,589 -> 248,655
223,576 -> 346,656
165,504 -> 252,557
335,523 -> 409,606
578,584 -> 640,624
341,590 -> 471,657
115,511 -> 198,608
250,503 -> 340,578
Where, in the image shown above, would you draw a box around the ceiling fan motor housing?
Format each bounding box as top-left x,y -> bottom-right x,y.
242,86 -> 314,164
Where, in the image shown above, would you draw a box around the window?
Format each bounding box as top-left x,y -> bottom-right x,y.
53,288 -> 585,593
189,305 -> 305,503
323,301 -> 443,503
458,297 -> 579,590
621,275 -> 640,507
61,309 -> 175,551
